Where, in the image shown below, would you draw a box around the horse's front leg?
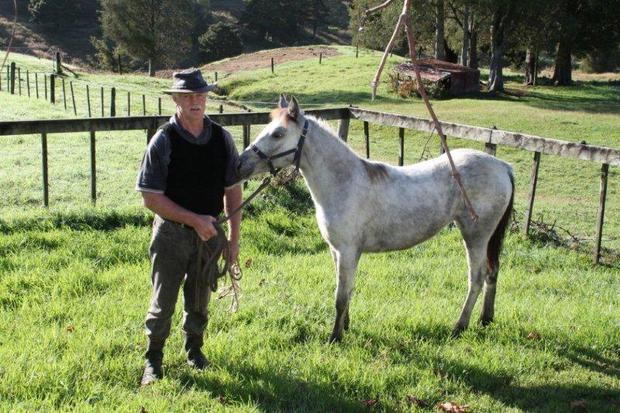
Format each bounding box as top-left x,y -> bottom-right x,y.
328,247 -> 360,344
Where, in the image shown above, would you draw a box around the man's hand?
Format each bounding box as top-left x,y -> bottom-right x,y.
193,215 -> 217,241
227,240 -> 240,265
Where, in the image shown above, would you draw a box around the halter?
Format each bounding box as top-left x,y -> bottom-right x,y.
250,119 -> 309,176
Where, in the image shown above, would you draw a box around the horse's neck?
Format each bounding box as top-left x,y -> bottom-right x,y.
299,118 -> 361,208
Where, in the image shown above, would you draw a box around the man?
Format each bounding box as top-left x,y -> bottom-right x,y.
135,68 -> 242,386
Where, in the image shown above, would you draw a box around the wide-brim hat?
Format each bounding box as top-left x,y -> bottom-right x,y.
163,68 -> 217,94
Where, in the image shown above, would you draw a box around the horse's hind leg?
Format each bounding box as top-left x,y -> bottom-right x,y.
328,247 -> 360,343
480,263 -> 499,326
452,238 -> 488,337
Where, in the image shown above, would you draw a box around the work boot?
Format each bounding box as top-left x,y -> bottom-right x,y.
141,350 -> 163,387
187,348 -> 209,370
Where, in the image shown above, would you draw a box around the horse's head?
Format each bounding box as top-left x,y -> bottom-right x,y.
237,95 -> 306,180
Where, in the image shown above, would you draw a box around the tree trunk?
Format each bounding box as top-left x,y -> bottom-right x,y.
468,16 -> 478,69
525,47 -> 535,85
460,5 -> 470,66
435,0 -> 445,60
488,10 -> 506,92
552,39 -> 572,85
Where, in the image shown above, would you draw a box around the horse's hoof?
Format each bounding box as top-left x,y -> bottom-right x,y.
479,316 -> 493,327
451,325 -> 465,338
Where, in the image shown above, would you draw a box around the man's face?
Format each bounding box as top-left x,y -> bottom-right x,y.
172,92 -> 207,122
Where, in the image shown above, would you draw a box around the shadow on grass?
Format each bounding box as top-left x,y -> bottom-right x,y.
438,359 -> 620,412
0,209 -> 152,234
178,363 -> 368,413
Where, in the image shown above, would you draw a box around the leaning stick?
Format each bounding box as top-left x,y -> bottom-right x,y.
403,14 -> 478,221
365,0 -> 397,15
365,0 -> 478,221
370,13 -> 405,99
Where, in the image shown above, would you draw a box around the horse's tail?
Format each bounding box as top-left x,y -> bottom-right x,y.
487,170 -> 514,271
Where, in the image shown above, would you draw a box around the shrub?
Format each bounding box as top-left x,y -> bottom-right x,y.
199,22 -> 244,63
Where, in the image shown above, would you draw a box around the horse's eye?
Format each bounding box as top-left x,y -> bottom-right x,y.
272,131 -> 283,138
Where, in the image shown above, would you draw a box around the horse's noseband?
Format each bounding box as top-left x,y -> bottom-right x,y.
251,119 -> 309,176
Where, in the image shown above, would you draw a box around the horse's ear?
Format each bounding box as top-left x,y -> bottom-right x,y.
278,94 -> 288,109
288,96 -> 300,120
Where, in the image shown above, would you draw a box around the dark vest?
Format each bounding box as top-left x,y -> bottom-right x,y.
163,122 -> 227,216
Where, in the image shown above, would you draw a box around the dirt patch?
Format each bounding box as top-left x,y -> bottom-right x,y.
202,46 -> 341,73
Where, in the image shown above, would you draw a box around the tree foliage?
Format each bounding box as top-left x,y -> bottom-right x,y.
199,21 -> 244,62
99,0 -> 197,74
28,0 -> 81,26
240,0 -> 304,43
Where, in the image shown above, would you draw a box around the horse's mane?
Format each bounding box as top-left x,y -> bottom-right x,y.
305,114 -> 389,183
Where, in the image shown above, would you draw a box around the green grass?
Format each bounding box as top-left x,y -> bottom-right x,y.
1,49 -> 619,411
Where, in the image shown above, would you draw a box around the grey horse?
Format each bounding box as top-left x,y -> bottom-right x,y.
237,96 -> 514,343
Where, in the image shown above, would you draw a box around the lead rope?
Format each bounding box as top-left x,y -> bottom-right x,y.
195,170 -> 297,312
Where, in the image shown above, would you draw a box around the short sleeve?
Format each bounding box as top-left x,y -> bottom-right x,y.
135,129 -> 171,193
222,129 -> 241,188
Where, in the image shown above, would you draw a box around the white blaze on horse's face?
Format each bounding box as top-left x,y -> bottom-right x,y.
237,95 -> 303,179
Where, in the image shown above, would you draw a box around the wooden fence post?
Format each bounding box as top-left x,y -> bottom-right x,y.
593,163 -> 609,264
62,77 -> 67,109
70,81 -> 77,115
41,133 -> 49,207
338,117 -> 350,142
100,87 -> 104,117
484,142 -> 497,156
86,85 -> 91,117
17,67 -> 22,95
215,72 -> 218,82
9,62 -> 15,94
364,121 -> 370,159
319,52 -> 323,64
271,58 -> 274,74
90,131 -> 97,204
44,74 -> 48,100
142,94 -> 146,115
398,127 -> 405,166
219,104 -> 223,114
110,87 -> 116,117
50,74 -> 55,104
127,91 -> 131,116
356,45 -> 359,58
158,97 -> 162,115
524,151 -> 541,235
35,72 -> 39,98
55,51 -> 63,75
26,70 -> 30,97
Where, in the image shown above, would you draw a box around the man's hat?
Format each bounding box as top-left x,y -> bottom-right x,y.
163,68 -> 216,94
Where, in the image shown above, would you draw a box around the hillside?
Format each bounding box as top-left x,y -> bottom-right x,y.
0,0 -> 351,69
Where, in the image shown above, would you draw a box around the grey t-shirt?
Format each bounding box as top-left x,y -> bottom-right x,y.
136,114 -> 240,193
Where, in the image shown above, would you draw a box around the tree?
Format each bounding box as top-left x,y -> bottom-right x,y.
199,21 -> 244,62
241,0 -> 304,44
434,0 -> 446,59
99,0 -> 196,76
28,0 -> 81,27
486,0 -> 516,92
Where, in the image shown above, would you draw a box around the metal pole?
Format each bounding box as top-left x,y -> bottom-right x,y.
41,133 -> 49,207
398,127 -> 405,166
593,163 -> 609,264
86,85 -> 91,117
364,121 -> 370,159
524,151 -> 541,235
90,131 -> 97,204
70,81 -> 77,116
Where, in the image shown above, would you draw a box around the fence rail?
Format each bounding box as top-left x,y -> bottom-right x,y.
0,107 -> 616,264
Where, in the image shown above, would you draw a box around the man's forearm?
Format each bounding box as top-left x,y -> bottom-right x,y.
224,185 -> 243,243
141,192 -> 199,227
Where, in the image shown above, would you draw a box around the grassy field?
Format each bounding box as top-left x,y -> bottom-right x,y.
1,49 -> 619,411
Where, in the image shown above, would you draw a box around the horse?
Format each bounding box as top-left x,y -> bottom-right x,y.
237,95 -> 515,343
